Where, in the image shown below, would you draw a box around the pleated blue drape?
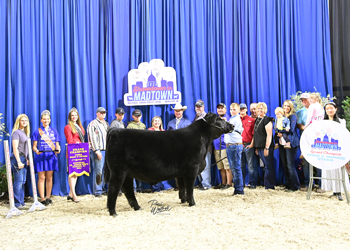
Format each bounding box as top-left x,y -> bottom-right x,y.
0,0 -> 332,195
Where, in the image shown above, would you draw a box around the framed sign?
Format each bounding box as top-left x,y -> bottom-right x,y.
300,120 -> 350,170
124,59 -> 182,106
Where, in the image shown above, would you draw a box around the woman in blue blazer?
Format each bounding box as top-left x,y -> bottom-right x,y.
276,100 -> 300,191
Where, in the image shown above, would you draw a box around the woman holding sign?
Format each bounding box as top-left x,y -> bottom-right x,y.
322,102 -> 350,201
64,108 -> 85,203
10,114 -> 30,209
33,110 -> 61,206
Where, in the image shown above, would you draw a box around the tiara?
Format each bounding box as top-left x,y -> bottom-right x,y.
41,110 -> 51,117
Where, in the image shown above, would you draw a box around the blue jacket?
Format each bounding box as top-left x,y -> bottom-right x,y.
280,114 -> 300,147
167,117 -> 192,130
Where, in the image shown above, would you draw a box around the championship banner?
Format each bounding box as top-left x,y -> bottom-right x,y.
67,143 -> 90,177
300,120 -> 350,170
124,59 -> 182,106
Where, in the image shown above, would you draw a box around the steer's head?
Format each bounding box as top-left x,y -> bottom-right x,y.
203,112 -> 234,138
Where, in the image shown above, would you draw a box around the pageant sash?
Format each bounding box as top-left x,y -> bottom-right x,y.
38,128 -> 56,151
67,143 -> 90,177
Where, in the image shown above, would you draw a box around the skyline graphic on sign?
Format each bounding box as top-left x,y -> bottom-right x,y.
124,59 -> 182,106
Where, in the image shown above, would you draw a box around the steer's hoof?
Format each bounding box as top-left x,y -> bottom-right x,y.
134,206 -> 142,211
189,202 -> 196,207
181,199 -> 186,204
112,213 -> 117,217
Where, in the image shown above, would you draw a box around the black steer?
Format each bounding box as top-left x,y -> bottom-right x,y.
103,112 -> 234,216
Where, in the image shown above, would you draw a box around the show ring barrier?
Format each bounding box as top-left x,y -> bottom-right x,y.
300,120 -> 350,203
26,139 -> 47,212
3,140 -> 22,219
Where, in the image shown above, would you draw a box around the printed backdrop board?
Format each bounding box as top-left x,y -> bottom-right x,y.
300,120 -> 350,170
124,59 -> 181,106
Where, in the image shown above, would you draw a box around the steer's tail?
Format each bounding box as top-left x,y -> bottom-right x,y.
103,129 -> 113,184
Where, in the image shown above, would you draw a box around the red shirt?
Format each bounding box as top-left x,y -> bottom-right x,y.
240,115 -> 255,143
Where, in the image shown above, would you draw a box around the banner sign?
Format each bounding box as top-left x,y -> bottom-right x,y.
68,143 -> 90,177
300,120 -> 350,170
124,59 -> 182,106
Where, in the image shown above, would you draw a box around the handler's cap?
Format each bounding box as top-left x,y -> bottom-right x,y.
115,107 -> 125,114
96,107 -> 107,113
240,103 -> 247,109
300,93 -> 310,99
217,103 -> 226,109
195,100 -> 204,107
132,109 -> 142,116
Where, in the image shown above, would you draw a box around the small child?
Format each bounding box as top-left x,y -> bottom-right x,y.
274,107 -> 291,149
305,93 -> 324,127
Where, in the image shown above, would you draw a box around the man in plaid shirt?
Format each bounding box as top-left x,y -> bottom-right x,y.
87,107 -> 109,197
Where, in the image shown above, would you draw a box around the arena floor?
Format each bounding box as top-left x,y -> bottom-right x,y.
1,186 -> 349,249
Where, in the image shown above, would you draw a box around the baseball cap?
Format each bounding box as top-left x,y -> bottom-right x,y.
300,93 -> 310,99
96,107 -> 107,113
240,103 -> 247,109
115,107 -> 125,114
132,109 -> 142,116
195,101 -> 204,107
217,103 -> 226,108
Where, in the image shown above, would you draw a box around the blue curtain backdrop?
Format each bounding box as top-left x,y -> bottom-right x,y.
0,0 -> 332,196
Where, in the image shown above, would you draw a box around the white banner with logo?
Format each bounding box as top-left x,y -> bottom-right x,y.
300,120 -> 350,170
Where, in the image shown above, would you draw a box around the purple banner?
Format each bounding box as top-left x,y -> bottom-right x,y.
67,143 -> 90,177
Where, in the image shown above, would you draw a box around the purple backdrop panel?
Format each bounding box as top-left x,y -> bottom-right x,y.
67,143 -> 90,177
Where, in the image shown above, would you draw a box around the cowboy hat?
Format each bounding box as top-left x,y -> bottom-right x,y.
171,103 -> 187,111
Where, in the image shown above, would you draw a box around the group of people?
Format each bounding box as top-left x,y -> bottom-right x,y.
8,92 -> 349,209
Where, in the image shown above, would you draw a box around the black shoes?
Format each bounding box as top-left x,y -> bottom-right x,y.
41,200 -> 49,206
330,192 -> 343,201
214,184 -> 224,189
221,184 -> 231,190
67,195 -> 73,201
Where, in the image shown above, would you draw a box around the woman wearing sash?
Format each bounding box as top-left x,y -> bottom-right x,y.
64,108 -> 85,203
33,110 -> 61,205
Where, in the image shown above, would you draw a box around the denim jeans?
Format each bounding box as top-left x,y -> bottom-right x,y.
152,181 -> 173,192
134,179 -> 143,192
302,159 -> 322,187
279,146 -> 300,190
91,150 -> 106,195
198,152 -> 212,188
226,144 -> 244,194
241,144 -> 256,187
258,148 -> 275,189
10,155 -> 28,207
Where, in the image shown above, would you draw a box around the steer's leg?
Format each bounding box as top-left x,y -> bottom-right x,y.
107,171 -> 126,217
122,176 -> 141,211
177,177 -> 187,203
184,176 -> 196,206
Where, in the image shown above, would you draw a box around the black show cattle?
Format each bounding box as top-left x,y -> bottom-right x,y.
102,112 -> 234,216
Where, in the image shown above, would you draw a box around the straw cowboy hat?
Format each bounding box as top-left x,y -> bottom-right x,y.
171,103 -> 187,111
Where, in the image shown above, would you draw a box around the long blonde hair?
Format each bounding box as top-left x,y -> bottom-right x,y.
310,93 -> 322,105
151,116 -> 163,130
283,100 -> 296,117
12,114 -> 30,137
68,108 -> 85,134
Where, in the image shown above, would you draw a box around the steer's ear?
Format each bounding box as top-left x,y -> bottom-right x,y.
204,112 -> 217,124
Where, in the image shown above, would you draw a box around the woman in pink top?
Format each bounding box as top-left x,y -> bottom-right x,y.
148,116 -> 173,192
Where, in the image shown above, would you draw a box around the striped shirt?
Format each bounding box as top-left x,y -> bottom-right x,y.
87,118 -> 109,152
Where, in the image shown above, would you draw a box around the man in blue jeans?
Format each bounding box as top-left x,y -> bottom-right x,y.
240,103 -> 256,188
296,93 -> 324,193
87,107 -> 109,197
224,103 -> 244,195
193,100 -> 212,190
